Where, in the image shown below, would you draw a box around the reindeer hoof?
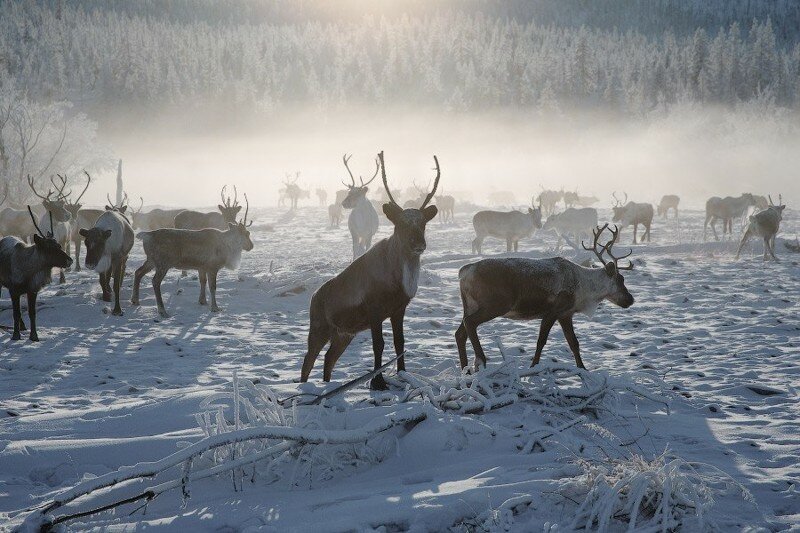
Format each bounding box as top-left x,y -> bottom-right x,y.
198,300 -> 207,306
210,305 -> 220,313
29,333 -> 39,342
102,294 -> 112,302
158,309 -> 170,318
369,374 -> 389,391
112,308 -> 124,316
11,332 -> 21,341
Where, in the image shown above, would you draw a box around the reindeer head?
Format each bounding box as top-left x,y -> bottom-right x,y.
227,193 -> 254,252
218,185 -> 243,223
528,206 -> 542,228
56,171 -> 92,219
582,224 -> 634,308
79,226 -> 113,272
28,206 -> 72,269
341,154 -> 379,208
768,194 -> 786,218
379,151 -> 439,256
28,175 -> 71,222
611,191 -> 629,221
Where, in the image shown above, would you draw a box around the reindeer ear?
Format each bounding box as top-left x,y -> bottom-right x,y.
79,228 -> 89,237
218,204 -> 225,211
119,206 -> 127,214
604,262 -> 616,276
33,234 -> 42,245
105,206 -> 112,211
383,203 -> 403,223
422,205 -> 438,222
235,205 -> 242,213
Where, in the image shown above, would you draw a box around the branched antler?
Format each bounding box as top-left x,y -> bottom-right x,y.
27,175 -> 54,201
419,156 -> 441,209
582,224 -> 633,271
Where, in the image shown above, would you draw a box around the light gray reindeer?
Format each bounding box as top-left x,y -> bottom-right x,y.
471,207 -> 542,254
341,154 -> 380,260
736,195 -> 785,261
611,192 -> 653,244
328,203 -> 343,228
0,207 -> 73,341
456,224 -> 634,371
536,188 -> 562,216
542,207 -> 598,250
300,151 -> 440,389
434,189 -> 455,224
316,188 -> 328,207
132,195 -> 254,317
657,195 -> 680,219
132,207 -> 184,231
57,171 -> 100,271
704,193 -> 756,241
80,203 -> 135,315
174,185 -> 242,231
283,173 -> 309,210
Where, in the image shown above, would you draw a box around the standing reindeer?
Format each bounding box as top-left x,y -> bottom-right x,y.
0,208 -> 73,341
735,195 -> 785,261
328,203 -> 343,228
562,189 -> 579,209
434,190 -> 455,224
31,176 -> 72,283
300,151 -> 440,389
316,188 -> 328,207
341,154 -> 380,260
471,207 -> 542,254
174,185 -> 242,231
456,224 -> 634,371
657,195 -> 680,219
283,173 -> 309,210
536,188 -> 563,216
542,207 -> 598,250
132,196 -> 254,317
58,171 -> 101,271
80,202 -> 135,315
704,193 -> 757,241
611,192 -> 653,244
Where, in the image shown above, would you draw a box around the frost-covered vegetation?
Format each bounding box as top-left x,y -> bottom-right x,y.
1,1 -> 799,114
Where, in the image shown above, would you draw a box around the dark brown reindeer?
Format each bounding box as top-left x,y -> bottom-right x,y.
456,224 -> 634,371
0,207 -> 73,341
300,151 -> 440,390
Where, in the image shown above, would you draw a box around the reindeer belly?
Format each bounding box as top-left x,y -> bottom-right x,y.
504,291 -> 574,320
327,286 -> 409,335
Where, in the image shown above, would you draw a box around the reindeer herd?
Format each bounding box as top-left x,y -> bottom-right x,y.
0,158 -> 791,392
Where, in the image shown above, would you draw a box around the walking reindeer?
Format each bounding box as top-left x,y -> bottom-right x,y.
340,154 -> 380,260
456,224 -> 634,371
611,192 -> 653,244
0,207 -> 73,341
735,195 -> 786,261
132,196 -> 254,317
30,175 -> 72,283
300,151 -> 440,389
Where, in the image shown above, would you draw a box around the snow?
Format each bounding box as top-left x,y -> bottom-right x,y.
1,206 -> 798,531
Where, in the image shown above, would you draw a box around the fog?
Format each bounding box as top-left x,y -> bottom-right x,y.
94,105 -> 800,210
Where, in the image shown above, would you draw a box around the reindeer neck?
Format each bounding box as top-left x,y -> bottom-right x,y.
578,265 -> 614,302
23,244 -> 54,274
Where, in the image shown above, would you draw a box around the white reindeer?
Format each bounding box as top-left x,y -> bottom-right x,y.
340,154 -> 380,260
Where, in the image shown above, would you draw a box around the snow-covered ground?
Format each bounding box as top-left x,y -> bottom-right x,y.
1,206 -> 798,531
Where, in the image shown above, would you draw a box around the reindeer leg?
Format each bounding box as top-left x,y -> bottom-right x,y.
506,238 -> 512,252
390,306 -> 407,372
322,333 -> 353,382
632,223 -> 638,244
209,270 -> 220,312
58,267 -> 66,284
558,316 -> 584,369
530,316 -> 557,367
369,322 -> 388,390
464,311 -> 492,371
769,236 -> 779,261
152,268 -> 169,318
74,237 -> 82,272
111,261 -> 124,316
131,260 -> 153,305
455,321 -> 469,369
735,228 -> 751,260
198,270 -> 207,305
26,292 -> 39,342
513,240 -> 519,252
11,293 -> 22,340
472,236 -> 482,254
100,270 -> 112,302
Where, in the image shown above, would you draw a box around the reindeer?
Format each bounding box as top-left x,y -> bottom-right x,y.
56,171 -> 100,271
704,193 -> 756,241
472,207 -> 542,254
283,172 -> 309,210
30,175 -> 72,283
316,188 -> 328,207
434,189 -> 455,224
611,192 -> 653,244
576,195 -> 599,207
536,188 -> 563,216
562,189 -> 579,209
488,190 -> 517,207
174,185 -> 242,231
456,224 -> 634,371
132,196 -> 254,317
403,181 -> 429,209
736,195 -> 785,261
300,151 -> 440,389
542,207 -> 598,250
328,203 -> 343,228
341,154 -> 380,260
132,207 -> 183,231
79,205 -> 134,315
657,195 -> 680,219
0,207 -> 73,341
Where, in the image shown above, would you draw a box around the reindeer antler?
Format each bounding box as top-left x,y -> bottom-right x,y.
27,175 -> 53,201
363,158 -> 379,187
27,205 -> 53,238
342,154 -> 356,188
240,193 -> 253,227
71,171 -> 92,205
52,174 -> 72,200
378,151 -> 399,206
582,224 -> 633,271
604,225 -> 634,270
419,156 -> 441,209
